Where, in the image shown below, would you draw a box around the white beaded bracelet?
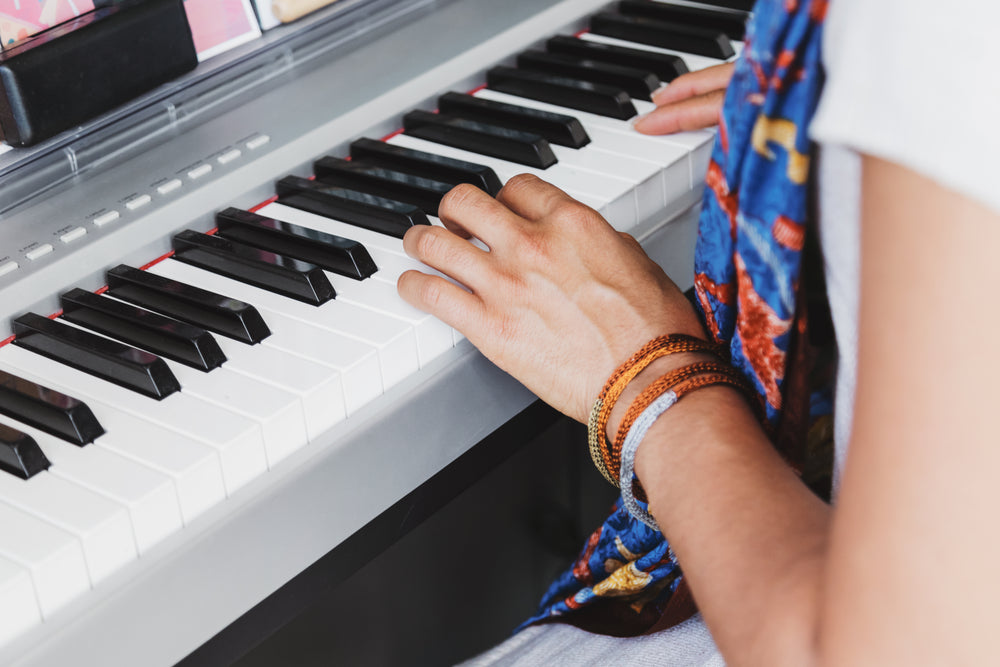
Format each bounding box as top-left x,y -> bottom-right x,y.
618,390 -> 679,532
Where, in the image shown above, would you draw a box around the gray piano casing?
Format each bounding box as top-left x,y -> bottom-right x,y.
0,0 -> 706,664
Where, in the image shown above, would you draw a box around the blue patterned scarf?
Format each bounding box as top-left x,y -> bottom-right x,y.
520,0 -> 833,636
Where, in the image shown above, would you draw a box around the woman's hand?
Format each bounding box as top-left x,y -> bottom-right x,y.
634,62 -> 734,135
397,175 -> 707,423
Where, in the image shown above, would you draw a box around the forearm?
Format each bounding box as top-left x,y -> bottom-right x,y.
614,357 -> 830,665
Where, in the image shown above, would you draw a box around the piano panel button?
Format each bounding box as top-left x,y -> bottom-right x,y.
215,208 -> 378,280
0,345 -> 268,495
0,366 -> 225,520
59,227 -> 87,244
0,423 -> 49,479
25,427 -> 182,554
486,66 -> 637,121
156,179 -> 183,196
0,424 -> 136,584
25,244 -> 54,261
473,89 -> 697,198
618,0 -> 748,41
276,176 -> 430,240
436,92 -> 590,148
245,134 -> 271,150
387,134 -> 637,230
92,210 -> 121,228
206,340 -> 346,442
0,556 -> 42,647
187,163 -> 213,180
0,260 -> 19,277
589,12 -> 734,60
124,194 -> 152,212
326,272 -> 454,367
60,289 -> 227,372
546,35 -> 688,83
579,32 -> 730,74
516,50 -> 661,101
151,259 -> 419,391
349,138 -> 503,196
0,369 -> 105,446
162,359 -> 307,467
217,149 -> 242,165
0,501 -> 89,618
107,264 -> 271,345
313,157 -> 452,217
172,230 -> 336,307
12,313 -> 180,401
402,110 -> 558,169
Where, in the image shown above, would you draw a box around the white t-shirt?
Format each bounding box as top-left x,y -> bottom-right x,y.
810,0 -> 1000,491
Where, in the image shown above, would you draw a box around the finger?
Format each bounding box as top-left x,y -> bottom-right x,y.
402,224 -> 493,290
437,182 -> 522,247
651,62 -> 734,106
397,269 -> 485,335
632,89 -> 726,135
495,173 -> 579,221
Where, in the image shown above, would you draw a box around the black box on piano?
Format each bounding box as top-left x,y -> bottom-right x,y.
0,0 -> 198,148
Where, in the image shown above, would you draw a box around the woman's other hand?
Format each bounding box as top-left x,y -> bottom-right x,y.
397,176 -> 707,423
634,62 -> 734,135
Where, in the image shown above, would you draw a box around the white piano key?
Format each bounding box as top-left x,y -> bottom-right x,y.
53,317 -> 310,469
0,359 -> 224,520
473,88 -> 697,195
0,555 -> 41,647
150,259 -> 420,390
0,345 -> 268,494
211,342 -> 346,441
386,134 -> 638,228
325,272 -> 454,366
24,426 -> 182,554
0,439 -> 137,584
0,501 -> 89,618
166,362 -> 308,467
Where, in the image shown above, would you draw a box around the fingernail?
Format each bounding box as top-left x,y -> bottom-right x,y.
630,113 -> 649,130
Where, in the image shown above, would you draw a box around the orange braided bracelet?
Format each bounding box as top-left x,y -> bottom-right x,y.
587,334 -> 724,486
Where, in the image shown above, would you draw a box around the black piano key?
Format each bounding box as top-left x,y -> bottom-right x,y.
697,0 -> 755,11
172,230 -> 336,307
0,369 -> 104,446
618,0 -> 748,41
313,157 -> 453,216
437,92 -> 590,148
276,175 -> 431,240
106,265 -> 271,345
546,35 -> 688,83
486,66 -> 637,120
589,13 -> 735,60
60,288 -> 226,372
216,207 -> 378,281
402,109 -> 557,169
516,50 -> 661,101
349,138 -> 503,196
12,313 -> 180,400
0,424 -> 50,479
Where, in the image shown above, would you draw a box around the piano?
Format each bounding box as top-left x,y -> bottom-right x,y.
0,0 -> 749,663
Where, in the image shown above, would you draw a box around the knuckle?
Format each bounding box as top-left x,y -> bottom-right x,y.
439,183 -> 479,218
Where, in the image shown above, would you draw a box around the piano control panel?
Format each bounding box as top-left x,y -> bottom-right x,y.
0,0 -> 748,664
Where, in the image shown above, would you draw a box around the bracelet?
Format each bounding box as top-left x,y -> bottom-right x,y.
619,369 -> 759,503
618,372 -> 759,529
601,360 -> 731,481
587,334 -> 724,485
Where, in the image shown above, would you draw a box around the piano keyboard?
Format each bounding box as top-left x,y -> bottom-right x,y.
0,0 -> 747,663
